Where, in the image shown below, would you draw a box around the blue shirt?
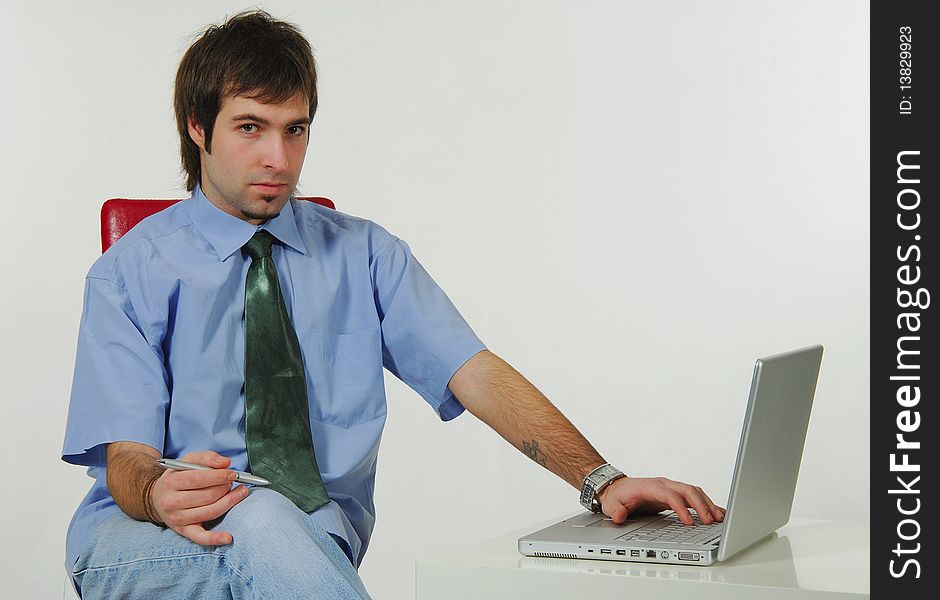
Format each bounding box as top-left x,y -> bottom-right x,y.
61,187 -> 486,570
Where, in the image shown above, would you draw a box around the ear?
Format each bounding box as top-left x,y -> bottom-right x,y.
187,116 -> 207,152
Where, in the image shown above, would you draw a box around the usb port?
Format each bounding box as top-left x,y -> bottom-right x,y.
600,549 -> 612,554
646,550 -> 656,558
616,549 -> 626,556
630,550 -> 640,557
678,552 -> 700,561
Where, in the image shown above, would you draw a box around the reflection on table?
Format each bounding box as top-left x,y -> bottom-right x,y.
417,518 -> 869,599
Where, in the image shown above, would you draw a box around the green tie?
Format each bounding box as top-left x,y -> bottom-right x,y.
243,230 -> 329,512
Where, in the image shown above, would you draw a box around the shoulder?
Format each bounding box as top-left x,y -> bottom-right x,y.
291,199 -> 400,259
88,200 -> 195,283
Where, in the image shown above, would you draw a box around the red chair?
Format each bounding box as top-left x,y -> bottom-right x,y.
100,197 -> 335,252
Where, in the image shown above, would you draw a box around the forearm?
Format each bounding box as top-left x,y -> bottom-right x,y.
448,350 -> 606,489
105,441 -> 164,524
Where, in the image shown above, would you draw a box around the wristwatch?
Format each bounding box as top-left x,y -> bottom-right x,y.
579,463 -> 625,513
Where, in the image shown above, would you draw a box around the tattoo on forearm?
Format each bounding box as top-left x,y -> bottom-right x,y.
522,439 -> 548,467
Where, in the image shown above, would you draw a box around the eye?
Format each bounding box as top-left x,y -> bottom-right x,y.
287,125 -> 307,137
239,124 -> 258,133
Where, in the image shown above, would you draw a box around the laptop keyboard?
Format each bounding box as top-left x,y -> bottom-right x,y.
616,513 -> 724,546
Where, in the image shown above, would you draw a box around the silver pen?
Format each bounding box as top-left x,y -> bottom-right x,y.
157,458 -> 271,486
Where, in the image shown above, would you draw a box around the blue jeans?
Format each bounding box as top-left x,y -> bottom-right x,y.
71,488 -> 372,599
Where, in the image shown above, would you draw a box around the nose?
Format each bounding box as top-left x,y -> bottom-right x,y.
262,135 -> 289,172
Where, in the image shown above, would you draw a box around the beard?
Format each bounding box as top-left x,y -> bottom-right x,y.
238,182 -> 297,218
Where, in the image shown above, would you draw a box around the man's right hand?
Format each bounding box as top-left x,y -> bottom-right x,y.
106,442 -> 251,547
149,450 -> 251,546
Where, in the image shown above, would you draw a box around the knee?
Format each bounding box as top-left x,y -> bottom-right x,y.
210,489 -> 370,596
218,488 -> 307,548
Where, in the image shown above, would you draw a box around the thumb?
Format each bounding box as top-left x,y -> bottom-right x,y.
600,491 -> 629,523
599,478 -> 631,523
607,503 -> 629,524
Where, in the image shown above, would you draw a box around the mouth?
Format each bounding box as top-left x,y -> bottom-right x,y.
252,183 -> 288,194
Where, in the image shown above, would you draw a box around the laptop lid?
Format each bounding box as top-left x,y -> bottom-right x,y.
716,344 -> 823,561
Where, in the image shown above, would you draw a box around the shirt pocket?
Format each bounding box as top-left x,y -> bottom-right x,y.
303,327 -> 387,428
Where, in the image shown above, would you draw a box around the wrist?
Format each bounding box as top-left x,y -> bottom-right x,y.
142,472 -> 165,527
597,474 -> 627,503
579,463 -> 625,512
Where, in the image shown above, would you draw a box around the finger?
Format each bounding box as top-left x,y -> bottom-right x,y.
178,523 -> 233,546
665,482 -> 711,524
166,468 -> 238,491
180,450 -> 231,468
163,483 -> 232,512
178,484 -> 250,524
696,486 -> 724,522
678,486 -> 713,524
152,481 -> 232,525
662,490 -> 695,525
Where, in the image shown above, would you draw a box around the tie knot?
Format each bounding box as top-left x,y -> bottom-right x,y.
244,230 -> 277,260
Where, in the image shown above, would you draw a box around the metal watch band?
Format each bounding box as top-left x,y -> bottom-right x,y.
579,463 -> 625,512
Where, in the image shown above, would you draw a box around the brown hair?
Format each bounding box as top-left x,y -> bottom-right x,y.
174,10 -> 318,191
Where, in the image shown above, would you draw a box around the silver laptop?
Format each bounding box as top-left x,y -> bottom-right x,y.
519,344 -> 823,566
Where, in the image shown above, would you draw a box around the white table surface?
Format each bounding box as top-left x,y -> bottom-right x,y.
416,516 -> 869,599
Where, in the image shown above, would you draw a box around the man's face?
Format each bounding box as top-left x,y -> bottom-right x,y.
188,92 -> 310,224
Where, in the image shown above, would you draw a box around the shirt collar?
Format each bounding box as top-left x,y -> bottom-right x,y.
191,185 -> 308,261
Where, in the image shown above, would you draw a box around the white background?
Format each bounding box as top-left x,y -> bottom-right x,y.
0,1 -> 869,598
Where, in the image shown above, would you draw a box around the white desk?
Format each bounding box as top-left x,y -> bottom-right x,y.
416,517 -> 869,599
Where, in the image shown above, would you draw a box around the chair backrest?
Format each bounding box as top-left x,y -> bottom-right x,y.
100,197 -> 335,252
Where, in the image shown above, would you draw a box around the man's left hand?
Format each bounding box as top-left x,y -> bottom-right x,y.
597,476 -> 725,525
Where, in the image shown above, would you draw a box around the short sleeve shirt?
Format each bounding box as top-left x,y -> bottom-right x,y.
61,188 -> 486,569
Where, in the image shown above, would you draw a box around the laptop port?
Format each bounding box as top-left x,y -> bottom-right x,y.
646,550 -> 656,558
678,552 -> 701,561
616,549 -> 626,556
600,549 -> 612,554
630,550 -> 640,557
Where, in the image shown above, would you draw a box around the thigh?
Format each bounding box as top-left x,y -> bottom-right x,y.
72,511 -> 235,600
73,489 -> 371,600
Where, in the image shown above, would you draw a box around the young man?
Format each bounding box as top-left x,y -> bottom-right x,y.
62,11 -> 723,598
